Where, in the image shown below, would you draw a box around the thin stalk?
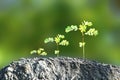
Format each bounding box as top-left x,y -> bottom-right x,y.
82,32 -> 85,58
56,43 -> 59,57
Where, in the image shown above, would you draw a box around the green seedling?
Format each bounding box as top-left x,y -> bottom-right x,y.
44,34 -> 69,57
65,21 -> 98,58
30,48 -> 47,56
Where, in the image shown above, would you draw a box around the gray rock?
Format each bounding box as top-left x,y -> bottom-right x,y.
0,57 -> 120,80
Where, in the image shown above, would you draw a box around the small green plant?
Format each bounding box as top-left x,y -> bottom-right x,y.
30,48 -> 47,56
44,34 -> 69,57
30,20 -> 98,58
65,21 -> 98,58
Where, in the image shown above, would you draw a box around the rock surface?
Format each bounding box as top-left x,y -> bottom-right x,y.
0,57 -> 120,80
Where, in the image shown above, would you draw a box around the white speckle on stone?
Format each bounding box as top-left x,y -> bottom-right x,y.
6,67 -> 14,72
24,64 -> 31,74
38,61 -> 51,72
7,72 -> 12,76
38,61 -> 47,68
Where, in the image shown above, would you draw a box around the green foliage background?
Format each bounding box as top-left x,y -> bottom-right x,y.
0,0 -> 120,68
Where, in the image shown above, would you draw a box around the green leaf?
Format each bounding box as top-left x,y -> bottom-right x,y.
37,49 -> 41,54
30,48 -> 47,56
65,26 -> 73,33
65,25 -> 78,33
93,30 -> 98,36
55,37 -> 60,44
58,34 -> 65,39
79,24 -> 87,33
85,28 -> 98,36
79,42 -> 85,47
59,40 -> 69,46
40,52 -> 47,56
71,25 -> 78,31
55,34 -> 65,44
55,50 -> 59,55
30,50 -> 37,54
39,48 -> 44,51
37,48 -> 44,54
44,37 -> 54,43
84,21 -> 92,26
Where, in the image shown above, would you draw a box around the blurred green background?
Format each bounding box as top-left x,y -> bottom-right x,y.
0,0 -> 120,68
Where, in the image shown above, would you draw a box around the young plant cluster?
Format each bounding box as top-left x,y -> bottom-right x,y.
30,21 -> 98,58
44,34 -> 69,57
65,21 -> 98,58
30,48 -> 47,56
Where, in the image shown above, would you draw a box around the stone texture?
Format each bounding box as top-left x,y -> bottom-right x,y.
0,57 -> 120,80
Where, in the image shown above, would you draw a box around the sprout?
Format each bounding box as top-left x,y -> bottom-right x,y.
30,20 -> 98,58
30,48 -> 47,56
44,34 -> 69,56
65,20 -> 98,58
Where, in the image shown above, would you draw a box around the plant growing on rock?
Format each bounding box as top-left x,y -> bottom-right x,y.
65,21 -> 98,58
30,48 -> 47,56
44,34 -> 69,57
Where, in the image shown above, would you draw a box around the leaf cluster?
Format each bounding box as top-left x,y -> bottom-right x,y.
44,34 -> 69,56
30,20 -> 98,58
65,21 -> 98,58
65,21 -> 98,36
30,48 -> 47,56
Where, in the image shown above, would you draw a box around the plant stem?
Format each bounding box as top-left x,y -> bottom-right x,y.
56,43 -> 59,57
82,32 -> 85,58
83,44 -> 85,58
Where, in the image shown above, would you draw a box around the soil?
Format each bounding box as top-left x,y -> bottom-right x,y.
0,57 -> 120,80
